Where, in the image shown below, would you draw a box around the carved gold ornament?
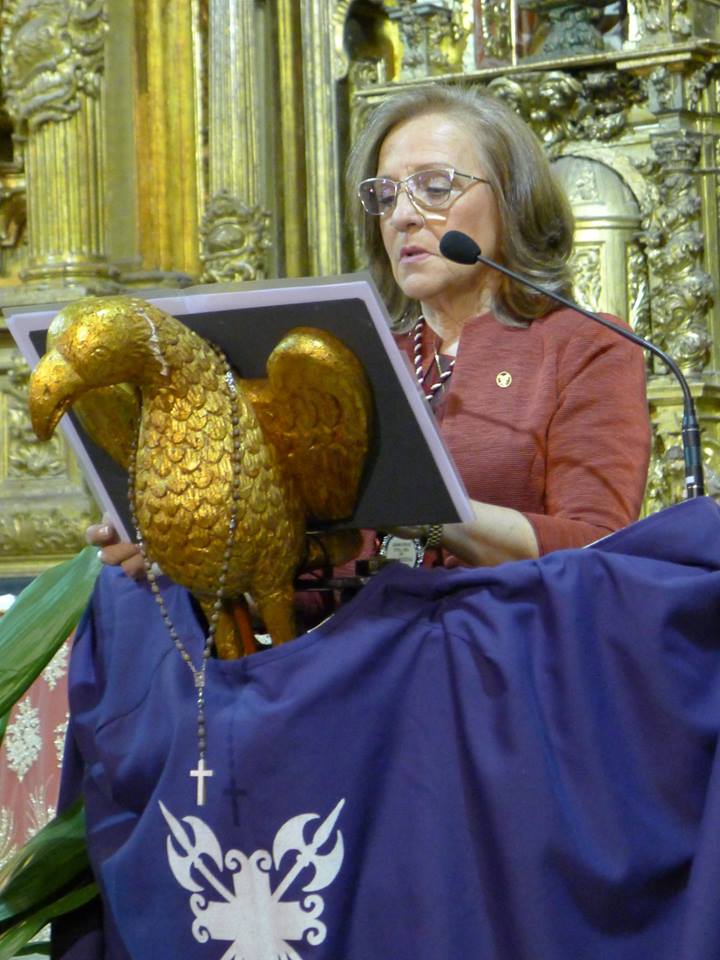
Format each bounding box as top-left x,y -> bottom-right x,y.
0,0 -> 108,131
28,296 -> 373,655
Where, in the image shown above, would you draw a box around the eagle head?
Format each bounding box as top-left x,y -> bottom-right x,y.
29,296 -> 171,440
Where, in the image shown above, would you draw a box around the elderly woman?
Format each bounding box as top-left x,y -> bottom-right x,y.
91,83 -> 650,575
347,83 -> 650,567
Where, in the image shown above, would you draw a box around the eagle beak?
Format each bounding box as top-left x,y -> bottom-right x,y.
28,349 -> 87,440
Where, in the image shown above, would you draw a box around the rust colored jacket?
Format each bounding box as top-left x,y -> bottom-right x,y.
404,307 -> 651,555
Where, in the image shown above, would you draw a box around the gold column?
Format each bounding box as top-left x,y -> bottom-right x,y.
276,0 -> 309,277
135,0 -> 202,278
299,0 -> 351,276
199,0 -> 271,282
0,0 -> 117,299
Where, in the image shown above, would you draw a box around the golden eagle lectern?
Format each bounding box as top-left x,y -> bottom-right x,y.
28,296 -> 373,657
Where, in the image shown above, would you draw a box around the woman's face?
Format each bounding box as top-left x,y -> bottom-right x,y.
376,112 -> 501,321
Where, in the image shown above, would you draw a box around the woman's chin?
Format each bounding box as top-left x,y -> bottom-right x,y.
396,275 -> 442,305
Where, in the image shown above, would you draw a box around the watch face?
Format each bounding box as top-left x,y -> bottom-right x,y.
379,535 -> 422,568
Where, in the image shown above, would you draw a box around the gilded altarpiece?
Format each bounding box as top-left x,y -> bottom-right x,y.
0,0 -> 719,577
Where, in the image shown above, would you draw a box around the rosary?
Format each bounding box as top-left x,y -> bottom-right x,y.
127,346 -> 243,806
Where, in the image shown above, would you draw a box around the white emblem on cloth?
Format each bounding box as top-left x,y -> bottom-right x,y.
160,798 -> 346,960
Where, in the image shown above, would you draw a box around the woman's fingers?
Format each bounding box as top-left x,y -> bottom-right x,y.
86,512 -> 120,546
120,551 -> 147,580
87,514 -> 147,579
94,541 -> 147,580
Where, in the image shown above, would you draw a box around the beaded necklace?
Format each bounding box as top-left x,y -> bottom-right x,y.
126,345 -> 242,807
412,317 -> 455,404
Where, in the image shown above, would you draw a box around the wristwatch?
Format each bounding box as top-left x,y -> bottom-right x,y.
378,524 -> 443,568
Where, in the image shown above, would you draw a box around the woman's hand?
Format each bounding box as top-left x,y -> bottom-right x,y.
390,501 -> 540,567
86,513 -> 146,579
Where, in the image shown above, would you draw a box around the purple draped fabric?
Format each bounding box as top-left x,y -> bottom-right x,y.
54,498 -> 720,960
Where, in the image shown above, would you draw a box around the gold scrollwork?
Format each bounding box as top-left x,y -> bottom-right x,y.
578,71 -> 644,141
644,424 -> 720,514
199,189 -> 272,283
646,66 -> 676,112
0,0 -> 108,131
635,133 -> 713,376
488,69 -> 642,146
627,241 -> 651,341
630,0 -> 693,40
3,354 -> 65,479
569,246 -> 602,313
670,0 -> 692,38
388,0 -> 466,79
0,506 -> 92,560
631,0 -> 666,35
488,71 -> 586,145
685,61 -> 719,112
643,424 -> 685,513
520,1 -> 606,60
0,165 -> 26,251
349,58 -> 388,89
477,0 -> 513,64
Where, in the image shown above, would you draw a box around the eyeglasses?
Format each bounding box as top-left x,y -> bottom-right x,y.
357,167 -> 489,217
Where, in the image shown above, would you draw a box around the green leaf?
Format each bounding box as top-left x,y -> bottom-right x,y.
12,942 -> 50,956
0,883 -> 97,960
0,801 -> 92,925
0,547 -> 101,720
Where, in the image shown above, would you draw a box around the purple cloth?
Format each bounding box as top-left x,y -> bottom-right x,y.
55,498 -> 720,959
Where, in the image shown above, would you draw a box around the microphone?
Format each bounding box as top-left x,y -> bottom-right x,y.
439,230 -> 705,499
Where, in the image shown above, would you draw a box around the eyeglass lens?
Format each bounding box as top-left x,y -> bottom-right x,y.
359,169 -> 455,215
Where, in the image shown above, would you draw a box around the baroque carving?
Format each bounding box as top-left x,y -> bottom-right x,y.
635,134 -> 713,376
0,0 -> 108,131
579,71 -> 645,140
685,61 -> 719,111
348,58 -> 387,89
569,246 -> 602,312
0,353 -> 98,563
477,0 -> 512,63
520,1 -> 606,59
670,0 -> 692,37
0,504 -> 92,557
646,66 -> 675,112
643,424 -> 685,513
627,241 -> 652,342
4,354 -> 65,478
489,72 -> 586,145
332,1 -> 356,81
199,189 -> 272,283
630,0 -> 693,39
488,69 -> 642,146
644,426 -> 720,513
0,165 -> 26,250
388,0 -> 466,78
566,165 -> 600,204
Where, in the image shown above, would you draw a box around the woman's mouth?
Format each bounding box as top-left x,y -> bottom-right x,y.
400,246 -> 430,263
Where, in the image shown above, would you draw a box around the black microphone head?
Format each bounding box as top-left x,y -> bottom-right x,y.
439,231 -> 481,265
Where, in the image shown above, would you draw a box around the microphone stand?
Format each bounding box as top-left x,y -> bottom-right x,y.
442,237 -> 705,499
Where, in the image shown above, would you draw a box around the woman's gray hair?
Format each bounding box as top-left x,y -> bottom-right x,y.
345,84 -> 575,328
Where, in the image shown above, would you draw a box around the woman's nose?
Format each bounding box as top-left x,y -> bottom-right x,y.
388,185 -> 424,229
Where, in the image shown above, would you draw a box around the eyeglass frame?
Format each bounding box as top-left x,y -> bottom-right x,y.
357,167 -> 490,217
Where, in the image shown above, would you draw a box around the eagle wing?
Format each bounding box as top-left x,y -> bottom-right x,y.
243,327 -> 373,523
